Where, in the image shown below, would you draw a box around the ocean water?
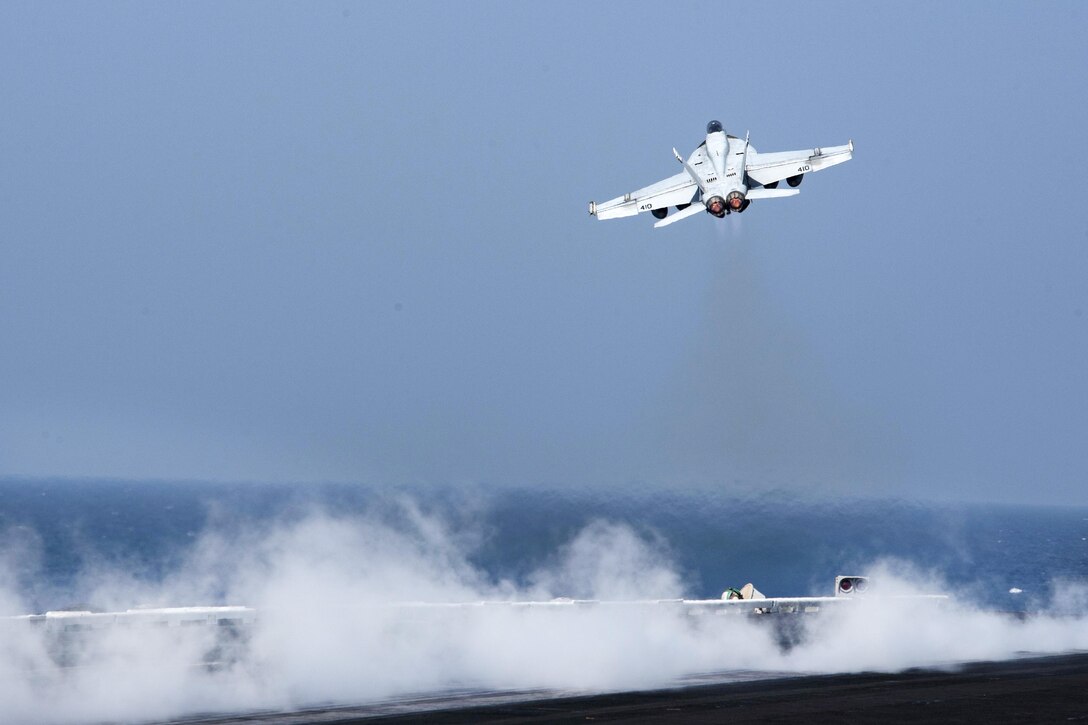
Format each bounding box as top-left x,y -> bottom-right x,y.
1,477 -> 1085,613
2,477 -> 1087,723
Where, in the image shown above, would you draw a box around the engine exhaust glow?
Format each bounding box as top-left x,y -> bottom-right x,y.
706,196 -> 726,218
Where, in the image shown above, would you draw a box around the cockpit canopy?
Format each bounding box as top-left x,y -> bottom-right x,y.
706,120 -> 723,134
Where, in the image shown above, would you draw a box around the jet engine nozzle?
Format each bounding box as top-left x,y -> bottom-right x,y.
726,191 -> 746,212
706,195 -> 727,218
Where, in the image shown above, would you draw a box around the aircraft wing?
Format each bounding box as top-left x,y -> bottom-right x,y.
589,170 -> 699,220
746,141 -> 853,186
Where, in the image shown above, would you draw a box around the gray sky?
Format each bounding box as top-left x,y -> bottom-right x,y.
2,2 -> 1086,504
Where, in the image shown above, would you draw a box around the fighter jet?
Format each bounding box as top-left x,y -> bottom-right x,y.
588,120 -> 853,228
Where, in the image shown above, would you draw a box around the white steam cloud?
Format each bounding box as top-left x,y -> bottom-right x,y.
1,503 -> 1086,724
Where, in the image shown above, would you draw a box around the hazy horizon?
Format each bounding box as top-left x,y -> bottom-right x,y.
3,3 -> 1087,506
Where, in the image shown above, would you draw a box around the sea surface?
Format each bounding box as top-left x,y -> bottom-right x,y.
2,477 -> 1088,724
2,477 -> 1085,614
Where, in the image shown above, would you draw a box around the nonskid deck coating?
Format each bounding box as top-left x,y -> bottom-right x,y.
167,652 -> 1088,725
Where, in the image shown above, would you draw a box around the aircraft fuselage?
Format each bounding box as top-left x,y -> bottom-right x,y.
701,126 -> 749,217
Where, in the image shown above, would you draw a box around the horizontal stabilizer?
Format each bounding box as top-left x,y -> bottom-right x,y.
746,187 -> 800,200
653,203 -> 705,228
